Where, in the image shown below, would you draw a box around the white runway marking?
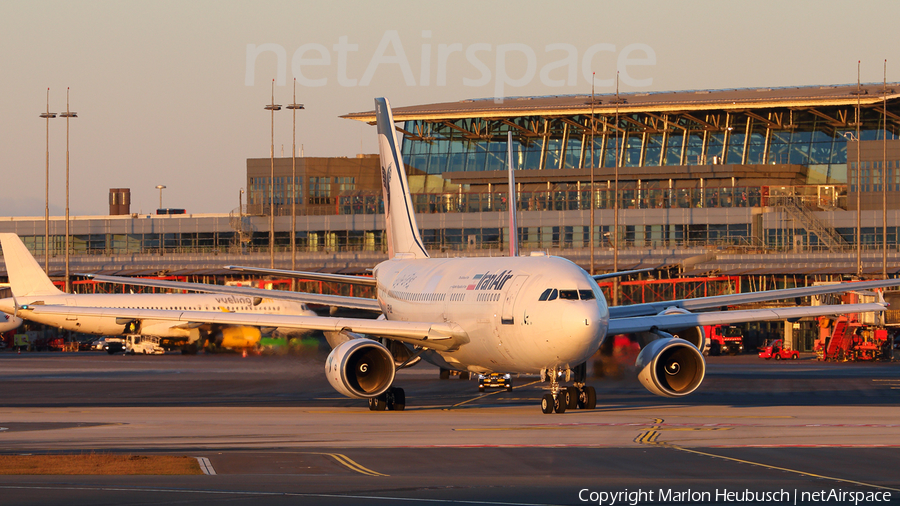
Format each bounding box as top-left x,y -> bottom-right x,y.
194,457 -> 216,475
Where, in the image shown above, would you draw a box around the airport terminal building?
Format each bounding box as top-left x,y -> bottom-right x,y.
3,83 -> 900,282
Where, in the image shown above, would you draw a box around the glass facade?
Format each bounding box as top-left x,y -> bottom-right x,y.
399,107 -> 897,185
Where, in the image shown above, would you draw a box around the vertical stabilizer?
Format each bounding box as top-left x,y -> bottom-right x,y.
375,98 -> 428,259
0,233 -> 63,297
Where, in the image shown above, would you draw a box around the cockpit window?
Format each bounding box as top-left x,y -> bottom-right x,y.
578,289 -> 595,300
538,288 -> 558,301
558,290 -> 579,300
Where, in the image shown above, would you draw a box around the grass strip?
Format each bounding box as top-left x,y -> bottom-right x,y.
0,454 -> 204,475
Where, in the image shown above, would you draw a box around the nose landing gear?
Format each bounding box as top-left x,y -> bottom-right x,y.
540,363 -> 596,414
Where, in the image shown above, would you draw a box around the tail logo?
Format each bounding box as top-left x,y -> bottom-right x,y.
381,162 -> 392,215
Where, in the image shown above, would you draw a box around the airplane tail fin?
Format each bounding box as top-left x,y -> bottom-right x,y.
375,98 -> 428,259
0,233 -> 63,297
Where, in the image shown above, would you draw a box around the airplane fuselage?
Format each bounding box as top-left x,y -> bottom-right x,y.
374,254 -> 609,374
0,293 -> 312,338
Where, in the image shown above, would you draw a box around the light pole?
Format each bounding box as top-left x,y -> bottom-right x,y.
59,88 -> 77,293
589,72 -> 595,276
39,88 -> 56,275
883,59 -> 888,280
844,130 -> 861,278
613,72 -> 620,306
155,185 -> 166,210
286,79 -> 305,288
856,62 -> 862,278
264,79 -> 282,269
239,188 -> 245,253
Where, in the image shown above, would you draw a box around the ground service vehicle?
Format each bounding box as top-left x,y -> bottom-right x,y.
705,324 -> 744,355
758,339 -> 799,360
125,335 -> 165,355
478,373 -> 513,392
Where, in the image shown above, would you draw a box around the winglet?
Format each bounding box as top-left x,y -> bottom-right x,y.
374,98 -> 428,260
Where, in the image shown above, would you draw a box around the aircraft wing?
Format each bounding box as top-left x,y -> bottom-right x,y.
606,302 -> 885,336
18,305 -> 467,352
79,274 -> 381,312
593,268 -> 655,281
608,278 -> 900,318
225,266 -> 377,286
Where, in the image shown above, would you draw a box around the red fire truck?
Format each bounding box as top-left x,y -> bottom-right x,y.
704,325 -> 744,355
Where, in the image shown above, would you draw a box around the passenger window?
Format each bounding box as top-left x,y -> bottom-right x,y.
578,290 -> 595,300
538,288 -> 558,301
559,290 -> 579,300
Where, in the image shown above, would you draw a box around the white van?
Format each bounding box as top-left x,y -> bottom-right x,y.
125,335 -> 165,355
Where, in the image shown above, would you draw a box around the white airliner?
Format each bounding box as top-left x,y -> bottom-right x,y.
0,311 -> 23,333
7,98 -> 898,414
0,234 -> 316,353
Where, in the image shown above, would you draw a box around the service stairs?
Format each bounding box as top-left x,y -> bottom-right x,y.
773,196 -> 849,252
826,317 -> 851,360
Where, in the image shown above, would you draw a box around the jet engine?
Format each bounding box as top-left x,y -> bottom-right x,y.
655,307 -> 706,352
325,338 -> 396,399
635,337 -> 705,397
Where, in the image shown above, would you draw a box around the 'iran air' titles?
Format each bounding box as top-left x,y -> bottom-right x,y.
466,270 -> 514,291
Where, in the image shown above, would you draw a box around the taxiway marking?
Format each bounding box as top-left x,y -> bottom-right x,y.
302,452 -> 389,477
447,380 -> 541,409
633,417 -> 900,493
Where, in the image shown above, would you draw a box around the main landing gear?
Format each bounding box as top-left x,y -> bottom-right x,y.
368,387 -> 405,411
539,363 -> 596,414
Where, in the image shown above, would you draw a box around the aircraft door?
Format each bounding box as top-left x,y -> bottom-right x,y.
65,298 -> 78,321
500,275 -> 528,324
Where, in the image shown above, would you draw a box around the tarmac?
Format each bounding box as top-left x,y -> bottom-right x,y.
0,351 -> 898,505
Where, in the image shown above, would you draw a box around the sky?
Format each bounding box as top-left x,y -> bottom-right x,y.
1,0 -> 898,216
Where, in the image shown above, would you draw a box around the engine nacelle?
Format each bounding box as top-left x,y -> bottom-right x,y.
655,307 -> 706,353
635,337 -> 705,398
325,339 -> 396,399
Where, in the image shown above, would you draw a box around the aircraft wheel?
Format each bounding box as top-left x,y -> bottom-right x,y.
565,386 -> 579,410
368,394 -> 387,412
540,394 -> 554,414
387,387 -> 405,411
439,368 -> 450,380
553,393 -> 567,413
579,386 -> 597,410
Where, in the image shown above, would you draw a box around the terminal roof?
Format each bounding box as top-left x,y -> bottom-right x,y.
343,83 -> 900,123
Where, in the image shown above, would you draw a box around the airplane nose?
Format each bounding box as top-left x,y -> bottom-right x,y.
557,302 -> 605,360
